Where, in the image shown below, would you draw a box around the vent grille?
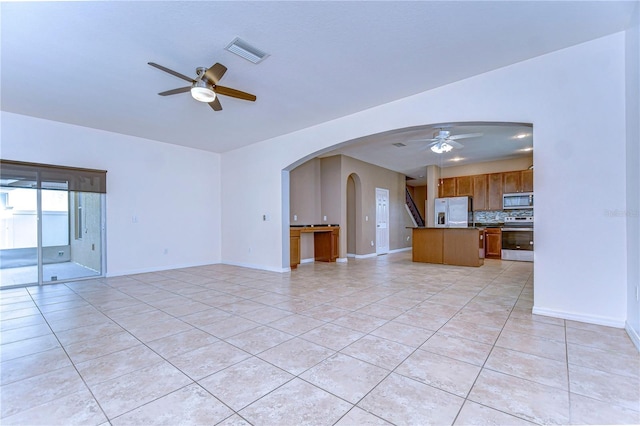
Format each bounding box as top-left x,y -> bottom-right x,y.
225,37 -> 269,64
392,142 -> 406,147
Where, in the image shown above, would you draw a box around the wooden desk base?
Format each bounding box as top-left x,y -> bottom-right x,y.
290,226 -> 339,269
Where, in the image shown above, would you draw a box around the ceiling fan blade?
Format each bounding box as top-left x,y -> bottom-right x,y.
204,63 -> 227,85
158,87 -> 191,96
214,85 -> 257,102
209,98 -> 223,111
148,62 -> 195,83
408,138 -> 438,143
447,140 -> 464,149
448,132 -> 483,140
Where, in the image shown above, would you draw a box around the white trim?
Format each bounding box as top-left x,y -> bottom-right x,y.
354,253 -> 377,259
625,322 -> 640,352
532,306 -> 625,328
106,261 -> 223,277
300,258 -> 315,264
336,257 -> 348,263
404,204 -> 418,227
220,260 -> 290,273
346,253 -> 356,258
389,247 -> 412,254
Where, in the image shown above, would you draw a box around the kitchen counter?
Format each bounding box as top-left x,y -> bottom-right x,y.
412,228 -> 484,267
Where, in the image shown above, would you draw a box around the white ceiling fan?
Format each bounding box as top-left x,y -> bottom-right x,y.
411,129 -> 483,153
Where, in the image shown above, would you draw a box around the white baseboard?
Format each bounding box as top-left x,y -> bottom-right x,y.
106,260 -> 222,277
354,253 -> 377,259
336,257 -> 348,263
220,260 -> 290,273
625,322 -> 640,351
389,247 -> 412,254
532,306 -> 626,328
346,253 -> 356,258
300,258 -> 315,264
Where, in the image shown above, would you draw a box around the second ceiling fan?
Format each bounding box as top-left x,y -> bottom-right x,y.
412,129 -> 483,153
148,61 -> 256,111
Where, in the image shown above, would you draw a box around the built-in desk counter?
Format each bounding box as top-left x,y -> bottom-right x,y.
290,225 -> 339,269
412,227 -> 484,267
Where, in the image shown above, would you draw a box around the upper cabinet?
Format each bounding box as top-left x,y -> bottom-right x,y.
472,175 -> 487,211
521,169 -> 534,192
503,170 -> 534,193
438,169 -> 532,210
438,178 -> 456,198
456,176 -> 474,197
487,173 -> 504,210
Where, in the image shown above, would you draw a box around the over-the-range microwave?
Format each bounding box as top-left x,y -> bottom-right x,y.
503,192 -> 534,209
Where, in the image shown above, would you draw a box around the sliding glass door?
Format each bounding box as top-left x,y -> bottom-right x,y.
0,161 -> 106,289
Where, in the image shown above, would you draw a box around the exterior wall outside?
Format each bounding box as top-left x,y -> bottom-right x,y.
1,112 -> 222,276
69,192 -> 102,272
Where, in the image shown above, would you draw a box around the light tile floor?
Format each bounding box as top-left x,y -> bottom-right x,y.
1,252 -> 639,425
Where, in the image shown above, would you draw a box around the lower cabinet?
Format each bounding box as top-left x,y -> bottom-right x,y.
412,228 -> 484,267
484,228 -> 502,259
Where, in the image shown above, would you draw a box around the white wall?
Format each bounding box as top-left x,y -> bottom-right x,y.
625,4 -> 640,347
1,112 -> 222,276
222,33 -> 629,326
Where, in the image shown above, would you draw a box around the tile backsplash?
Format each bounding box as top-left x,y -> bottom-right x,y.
474,209 -> 533,224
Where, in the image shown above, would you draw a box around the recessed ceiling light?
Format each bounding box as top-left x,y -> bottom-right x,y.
450,157 -> 464,162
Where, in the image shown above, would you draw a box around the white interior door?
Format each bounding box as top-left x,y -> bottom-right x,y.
376,188 -> 389,255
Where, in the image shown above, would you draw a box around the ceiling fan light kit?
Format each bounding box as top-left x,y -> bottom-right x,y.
431,142 -> 454,154
148,61 -> 256,112
190,81 -> 216,103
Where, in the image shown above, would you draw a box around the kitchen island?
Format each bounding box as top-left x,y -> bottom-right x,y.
412,227 -> 484,267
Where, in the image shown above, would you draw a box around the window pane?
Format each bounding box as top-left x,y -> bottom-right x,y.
0,187 -> 38,287
43,191 -> 102,283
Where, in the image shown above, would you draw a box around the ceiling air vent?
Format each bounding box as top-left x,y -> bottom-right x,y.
225,37 -> 269,64
392,142 -> 406,147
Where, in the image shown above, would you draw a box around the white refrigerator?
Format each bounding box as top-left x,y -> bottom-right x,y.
434,196 -> 472,228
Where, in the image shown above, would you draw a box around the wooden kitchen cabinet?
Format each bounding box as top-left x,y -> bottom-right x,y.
521,169 -> 534,192
455,175 -> 474,197
503,171 -> 522,193
472,174 -> 487,211
503,170 -> 533,193
484,228 -> 502,259
487,173 -> 503,210
438,178 -> 456,197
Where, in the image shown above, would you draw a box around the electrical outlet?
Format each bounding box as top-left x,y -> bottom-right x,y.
293,214 -> 297,221
370,241 -> 374,247
323,215 -> 327,221
58,251 -> 64,256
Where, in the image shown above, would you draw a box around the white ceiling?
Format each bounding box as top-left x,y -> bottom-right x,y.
1,1 -> 636,174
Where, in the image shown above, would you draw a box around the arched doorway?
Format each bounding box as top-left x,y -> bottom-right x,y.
346,173 -> 362,258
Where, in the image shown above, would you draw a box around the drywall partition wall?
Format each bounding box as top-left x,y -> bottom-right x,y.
222,32 -> 628,326
1,112 -> 222,276
625,4 -> 640,348
320,156 -> 342,226
340,155 -> 412,256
